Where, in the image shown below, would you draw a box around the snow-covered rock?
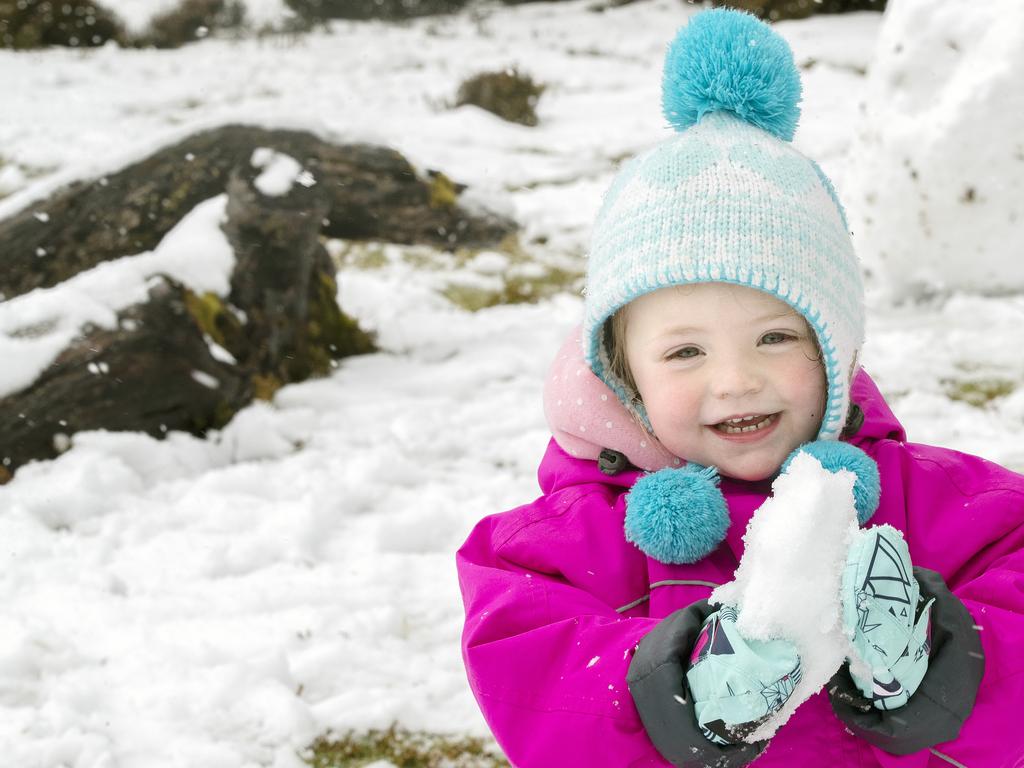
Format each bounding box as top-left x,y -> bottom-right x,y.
845,0 -> 1024,297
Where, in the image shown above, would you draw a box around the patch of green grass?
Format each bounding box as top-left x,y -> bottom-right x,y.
454,69 -> 545,127
304,725 -> 509,768
441,264 -> 581,311
427,171 -> 459,209
183,289 -> 231,346
331,242 -> 392,270
942,377 -> 1016,408
328,238 -> 583,311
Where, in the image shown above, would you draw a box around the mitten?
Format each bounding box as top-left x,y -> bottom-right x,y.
841,525 -> 933,710
685,606 -> 802,745
627,601 -> 770,768
828,566 -> 984,755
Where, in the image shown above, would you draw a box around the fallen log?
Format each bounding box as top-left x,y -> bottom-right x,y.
0,124 -> 515,300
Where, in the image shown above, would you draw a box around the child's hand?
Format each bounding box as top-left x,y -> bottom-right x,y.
841,525 -> 933,710
685,606 -> 802,745
827,565 -> 983,755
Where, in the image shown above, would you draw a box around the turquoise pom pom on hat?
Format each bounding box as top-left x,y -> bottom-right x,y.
583,7 -> 865,444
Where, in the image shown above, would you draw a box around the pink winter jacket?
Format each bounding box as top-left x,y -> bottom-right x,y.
457,341 -> 1024,767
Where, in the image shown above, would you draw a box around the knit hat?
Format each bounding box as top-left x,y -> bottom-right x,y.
583,8 -> 865,442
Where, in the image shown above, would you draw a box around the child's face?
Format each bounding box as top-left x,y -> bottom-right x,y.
623,283 -> 826,482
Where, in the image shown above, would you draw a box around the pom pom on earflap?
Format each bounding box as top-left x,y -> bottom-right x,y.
624,465 -> 730,564
662,8 -> 802,141
782,441 -> 881,525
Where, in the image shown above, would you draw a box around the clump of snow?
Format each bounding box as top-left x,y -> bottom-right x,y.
113,0 -> 193,34
712,452 -> 860,741
251,148 -> 315,197
237,0 -> 293,30
467,251 -> 510,275
0,196 -> 233,398
10,447 -> 146,530
204,333 -> 238,364
190,369 -> 221,389
217,399 -> 304,463
845,0 -> 1024,297
0,163 -> 27,198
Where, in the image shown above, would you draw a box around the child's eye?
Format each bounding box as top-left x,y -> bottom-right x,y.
669,345 -> 702,360
760,332 -> 796,345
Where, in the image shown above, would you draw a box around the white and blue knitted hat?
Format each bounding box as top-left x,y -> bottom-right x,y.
583,8 -> 865,442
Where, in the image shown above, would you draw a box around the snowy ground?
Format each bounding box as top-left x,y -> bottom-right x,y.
1,1 -> 1023,766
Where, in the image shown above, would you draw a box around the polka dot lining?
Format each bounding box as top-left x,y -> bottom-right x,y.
542,325 -> 682,472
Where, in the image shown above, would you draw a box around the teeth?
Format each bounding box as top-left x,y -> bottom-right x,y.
724,415 -> 764,425
717,414 -> 775,434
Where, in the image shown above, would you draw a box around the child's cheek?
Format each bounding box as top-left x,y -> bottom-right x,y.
647,378 -> 703,430
792,359 -> 828,425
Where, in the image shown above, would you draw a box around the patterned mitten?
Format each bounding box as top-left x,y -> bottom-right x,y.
685,606 -> 802,745
842,525 -> 934,711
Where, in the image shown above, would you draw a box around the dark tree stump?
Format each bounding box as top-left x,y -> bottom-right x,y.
219,160 -> 375,391
224,165 -> 329,375
0,125 -> 516,301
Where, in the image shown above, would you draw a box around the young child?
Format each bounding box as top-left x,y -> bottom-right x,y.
457,9 -> 1024,767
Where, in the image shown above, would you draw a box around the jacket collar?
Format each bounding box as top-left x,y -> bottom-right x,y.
846,369 -> 906,444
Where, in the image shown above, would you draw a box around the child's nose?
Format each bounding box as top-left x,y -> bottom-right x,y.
709,358 -> 763,399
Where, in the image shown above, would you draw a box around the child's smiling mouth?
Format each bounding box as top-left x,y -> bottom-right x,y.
710,413 -> 780,436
